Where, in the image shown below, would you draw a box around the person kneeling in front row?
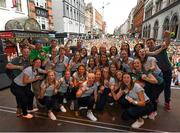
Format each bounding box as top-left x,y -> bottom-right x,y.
76,73 -> 98,121
110,73 -> 154,128
38,70 -> 60,120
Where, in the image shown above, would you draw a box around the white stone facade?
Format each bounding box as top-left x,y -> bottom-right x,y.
52,0 -> 85,37
119,19 -> 129,35
142,0 -> 180,41
0,0 -> 28,30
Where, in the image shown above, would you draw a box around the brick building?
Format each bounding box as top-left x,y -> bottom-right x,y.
28,0 -> 54,31
132,0 -> 144,37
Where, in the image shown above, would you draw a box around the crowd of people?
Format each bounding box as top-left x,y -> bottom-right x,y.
6,30 -> 180,129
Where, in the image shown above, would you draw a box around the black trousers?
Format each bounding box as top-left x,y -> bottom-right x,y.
10,82 -> 34,115
120,96 -> 153,121
77,96 -> 95,110
38,95 -> 58,111
144,82 -> 164,111
162,69 -> 172,103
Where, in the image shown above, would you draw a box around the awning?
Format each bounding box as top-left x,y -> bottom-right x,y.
5,18 -> 41,31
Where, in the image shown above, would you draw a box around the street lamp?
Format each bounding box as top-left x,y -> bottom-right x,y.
102,2 -> 110,37
102,2 -> 110,20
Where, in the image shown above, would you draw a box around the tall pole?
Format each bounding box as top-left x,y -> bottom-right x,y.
78,0 -> 80,38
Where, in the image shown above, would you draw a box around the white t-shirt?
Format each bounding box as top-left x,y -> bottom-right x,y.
14,66 -> 37,86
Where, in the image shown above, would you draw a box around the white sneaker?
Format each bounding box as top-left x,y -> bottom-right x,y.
79,106 -> 88,110
70,101 -> 74,111
131,118 -> 144,128
63,98 -> 67,104
48,112 -> 56,120
148,111 -> 157,120
87,111 -> 97,121
60,105 -> 67,112
142,115 -> 148,119
28,108 -> 39,113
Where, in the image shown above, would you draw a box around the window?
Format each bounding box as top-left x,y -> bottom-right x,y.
143,26 -> 146,38
155,0 -> 162,12
36,16 -> 48,30
0,0 -> 6,7
171,15 -> 178,39
65,4 -> 69,17
147,25 -> 151,38
35,0 -> 47,8
145,3 -> 153,19
153,21 -> 159,39
70,7 -> 73,19
74,9 -> 76,20
163,18 -> 170,31
167,0 -> 171,6
16,0 -> 22,12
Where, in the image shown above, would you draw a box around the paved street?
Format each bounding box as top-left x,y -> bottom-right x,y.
0,87 -> 179,132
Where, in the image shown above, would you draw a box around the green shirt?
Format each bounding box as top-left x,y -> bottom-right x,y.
42,46 -> 52,54
176,62 -> 180,67
29,49 -> 46,61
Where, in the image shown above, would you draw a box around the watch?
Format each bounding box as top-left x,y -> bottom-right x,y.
133,100 -> 138,105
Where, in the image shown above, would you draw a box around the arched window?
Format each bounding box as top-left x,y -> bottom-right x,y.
162,17 -> 170,38
153,20 -> 159,39
143,26 -> 146,37
147,25 -> 151,38
163,17 -> 170,31
171,14 -> 178,39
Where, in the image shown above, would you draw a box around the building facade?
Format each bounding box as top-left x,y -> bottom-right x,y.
142,0 -> 180,41
52,0 -> 85,39
132,0 -> 144,38
94,9 -> 103,37
0,0 -> 28,30
119,19 -> 129,35
28,0 -> 54,31
127,7 -> 135,36
85,3 -> 93,36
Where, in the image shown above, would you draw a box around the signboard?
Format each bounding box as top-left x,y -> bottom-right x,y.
14,32 -> 48,38
36,7 -> 48,18
0,32 -> 14,38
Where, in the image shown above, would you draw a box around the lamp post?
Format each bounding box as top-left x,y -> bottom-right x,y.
78,0 -> 80,39
102,2 -> 110,37
102,2 -> 110,20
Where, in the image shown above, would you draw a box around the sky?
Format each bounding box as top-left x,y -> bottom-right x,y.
84,0 -> 137,34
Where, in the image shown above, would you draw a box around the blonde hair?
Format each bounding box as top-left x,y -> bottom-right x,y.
44,70 -> 60,91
